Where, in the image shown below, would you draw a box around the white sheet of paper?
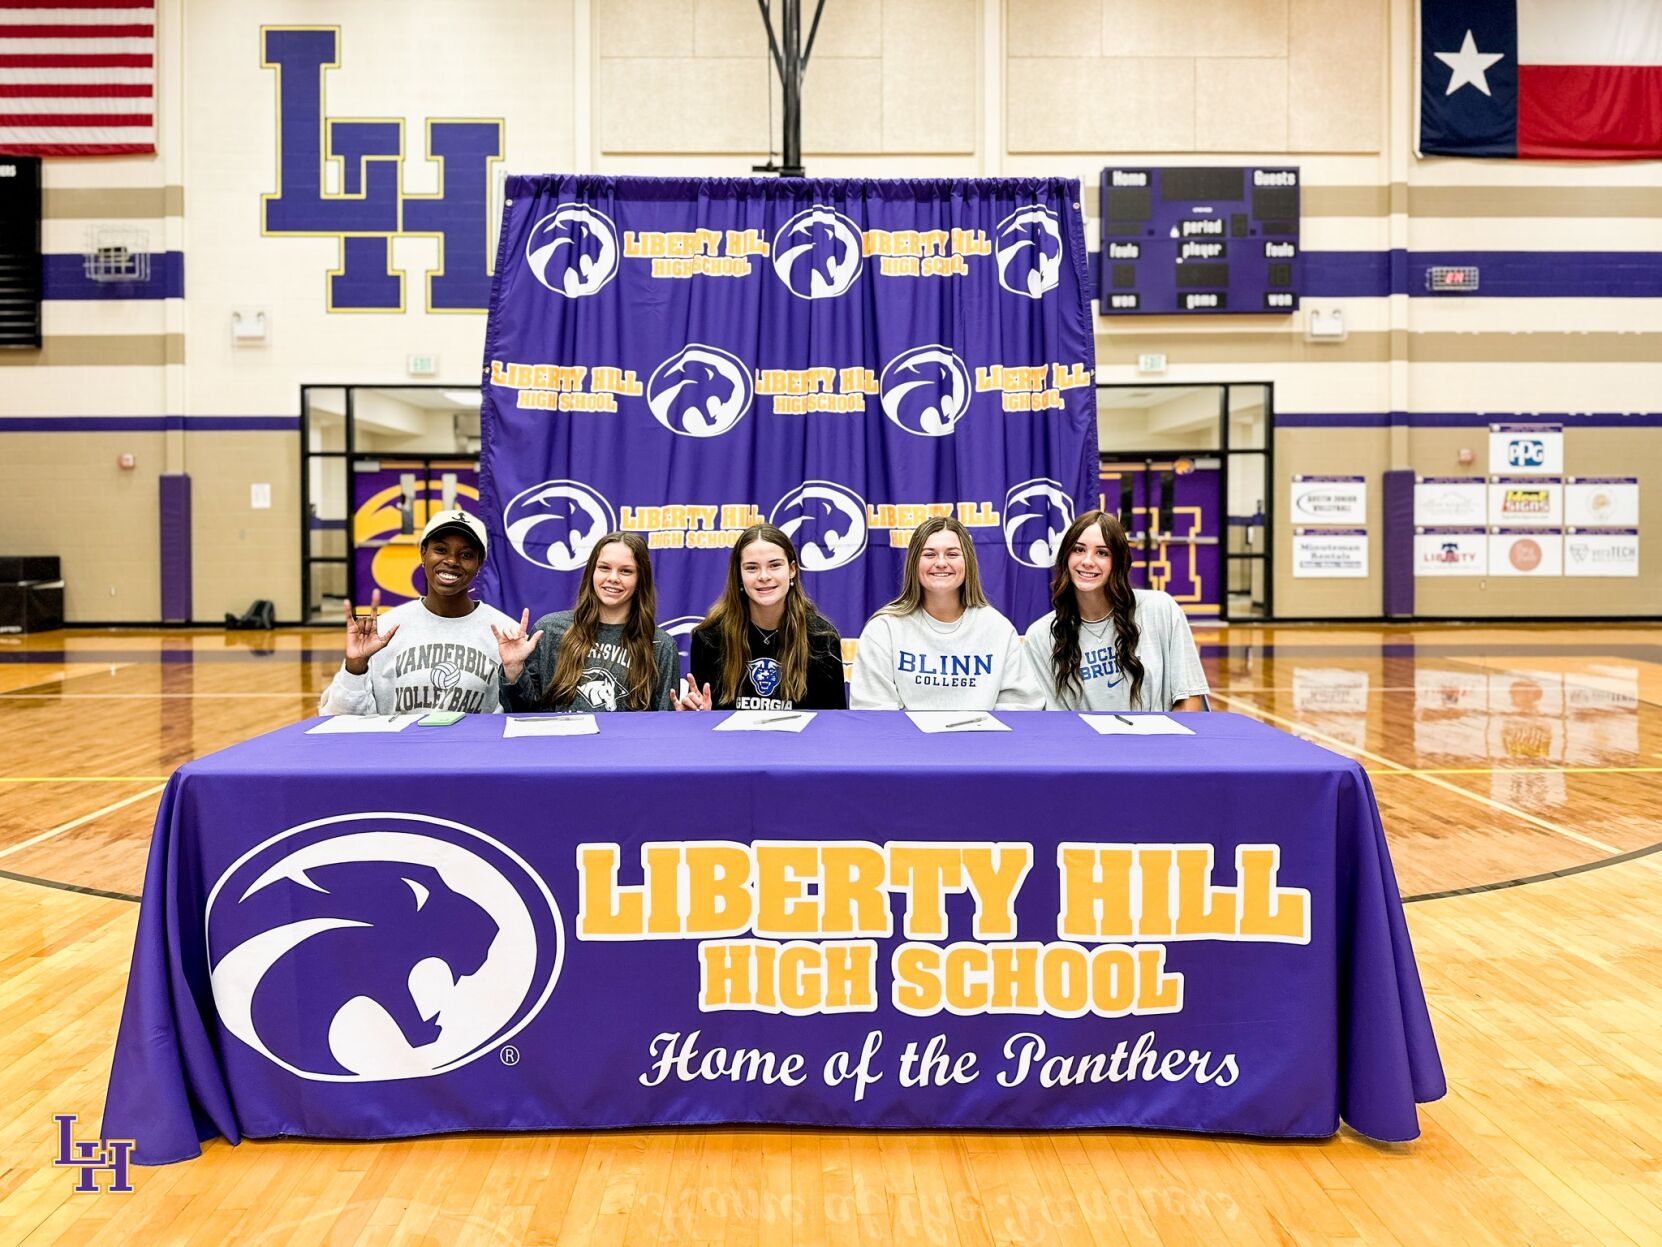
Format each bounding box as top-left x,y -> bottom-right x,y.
906,711 -> 1011,733
306,713 -> 422,734
713,710 -> 816,733
503,714 -> 599,738
1079,713 -> 1195,736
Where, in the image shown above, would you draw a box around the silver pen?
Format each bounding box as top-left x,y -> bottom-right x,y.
946,716 -> 984,728
757,713 -> 802,724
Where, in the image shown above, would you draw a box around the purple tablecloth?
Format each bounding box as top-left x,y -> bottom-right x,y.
105,712 -> 1443,1163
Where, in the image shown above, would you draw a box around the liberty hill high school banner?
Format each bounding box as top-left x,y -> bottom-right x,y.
475,176 -> 1099,638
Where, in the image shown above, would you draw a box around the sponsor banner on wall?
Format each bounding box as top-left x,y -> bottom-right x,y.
1292,528 -> 1368,578
1488,476 -> 1562,527
1413,476 -> 1486,526
1488,528 -> 1562,577
1488,422 -> 1562,476
1290,475 -> 1367,525
1414,526 -> 1486,576
1564,528 -> 1639,577
1565,477 -> 1639,528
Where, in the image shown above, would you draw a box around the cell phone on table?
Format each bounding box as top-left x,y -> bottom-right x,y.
417,710 -> 466,726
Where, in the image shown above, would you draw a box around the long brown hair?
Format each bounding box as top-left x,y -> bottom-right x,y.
545,532 -> 660,710
1048,510 -> 1145,708
697,524 -> 831,704
876,516 -> 990,618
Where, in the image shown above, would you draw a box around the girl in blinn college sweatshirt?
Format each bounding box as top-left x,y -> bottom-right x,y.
850,516 -> 1042,711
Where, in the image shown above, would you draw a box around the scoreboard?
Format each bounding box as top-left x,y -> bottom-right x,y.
1098,166 -> 1300,315
0,155 -> 42,350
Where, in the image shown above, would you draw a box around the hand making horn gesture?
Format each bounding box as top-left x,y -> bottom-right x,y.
490,608 -> 544,683
674,676 -> 713,712
343,589 -> 399,675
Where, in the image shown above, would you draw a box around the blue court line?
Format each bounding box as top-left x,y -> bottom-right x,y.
0,416 -> 299,433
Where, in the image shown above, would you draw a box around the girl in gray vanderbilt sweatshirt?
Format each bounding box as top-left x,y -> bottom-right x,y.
850,516 -> 1042,711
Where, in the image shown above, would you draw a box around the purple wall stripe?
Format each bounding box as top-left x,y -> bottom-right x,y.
1381,470 -> 1415,617
1089,249 -> 1662,300
1277,412 -> 1662,429
42,252 -> 184,300
158,473 -> 191,623
0,416 -> 299,432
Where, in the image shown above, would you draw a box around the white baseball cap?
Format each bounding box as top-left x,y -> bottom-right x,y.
418,508 -> 488,558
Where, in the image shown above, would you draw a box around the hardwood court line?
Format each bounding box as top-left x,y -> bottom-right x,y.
0,776 -> 169,783
1207,692 -> 1643,864
0,782 -> 166,863
1374,766 -> 1662,776
0,692 -> 317,699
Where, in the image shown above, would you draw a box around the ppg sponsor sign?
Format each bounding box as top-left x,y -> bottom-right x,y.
1488,424 -> 1561,476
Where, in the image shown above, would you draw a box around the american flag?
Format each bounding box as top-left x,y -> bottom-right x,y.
0,1 -> 156,156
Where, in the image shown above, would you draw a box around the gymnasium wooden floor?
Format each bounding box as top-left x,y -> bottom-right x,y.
1,622 -> 1659,1245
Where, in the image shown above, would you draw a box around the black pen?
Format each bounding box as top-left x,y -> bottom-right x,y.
1113,714 -> 1133,725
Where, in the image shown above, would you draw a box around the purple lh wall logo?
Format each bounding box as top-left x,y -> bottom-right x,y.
205,813 -> 563,1081
52,1115 -> 134,1193
261,27 -> 505,313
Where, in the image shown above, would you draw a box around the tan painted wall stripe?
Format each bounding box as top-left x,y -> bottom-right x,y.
1088,183 -> 1662,221
0,335 -> 184,367
41,186 -> 185,221
1408,185 -> 1662,218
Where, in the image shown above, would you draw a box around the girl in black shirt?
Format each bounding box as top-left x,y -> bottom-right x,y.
675,524 -> 847,711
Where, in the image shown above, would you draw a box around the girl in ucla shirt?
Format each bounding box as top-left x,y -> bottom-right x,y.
850,516 -> 1042,711
1022,510 -> 1208,712
676,524 -> 846,712
494,531 -> 677,712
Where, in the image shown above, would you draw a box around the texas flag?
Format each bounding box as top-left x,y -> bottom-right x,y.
1420,0 -> 1662,158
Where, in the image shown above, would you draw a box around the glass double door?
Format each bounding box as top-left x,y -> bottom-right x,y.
1095,384 -> 1271,621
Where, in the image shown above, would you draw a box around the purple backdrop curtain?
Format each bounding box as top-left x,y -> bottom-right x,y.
475,175 -> 1099,639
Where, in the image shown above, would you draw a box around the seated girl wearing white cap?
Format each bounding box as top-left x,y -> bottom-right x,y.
849,516 -> 1042,711
319,509 -> 517,715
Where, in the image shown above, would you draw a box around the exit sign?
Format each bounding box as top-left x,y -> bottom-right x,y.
1426,266 -> 1480,293
1137,353 -> 1167,374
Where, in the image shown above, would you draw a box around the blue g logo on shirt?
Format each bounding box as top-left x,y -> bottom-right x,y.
748,658 -> 782,698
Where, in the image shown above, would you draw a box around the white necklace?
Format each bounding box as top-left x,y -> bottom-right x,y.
1080,613 -> 1112,639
